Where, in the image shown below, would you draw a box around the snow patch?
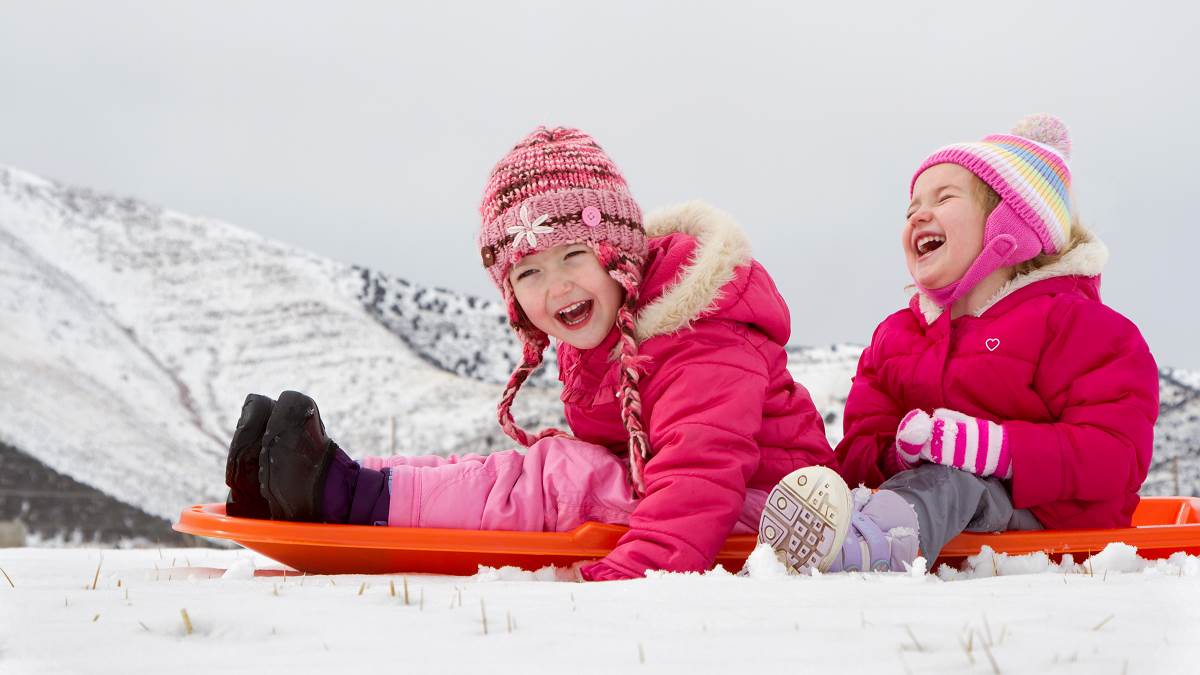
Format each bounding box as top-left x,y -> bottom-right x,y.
937,542 -> 1200,580
743,542 -> 792,579
221,558 -> 256,580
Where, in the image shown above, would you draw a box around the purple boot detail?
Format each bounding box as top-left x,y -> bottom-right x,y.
829,488 -> 920,572
321,446 -> 391,526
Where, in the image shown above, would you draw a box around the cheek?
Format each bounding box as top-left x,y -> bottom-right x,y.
510,284 -> 542,318
955,221 -> 986,254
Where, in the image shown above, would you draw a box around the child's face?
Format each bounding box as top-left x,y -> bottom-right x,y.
904,163 -> 988,290
508,243 -> 623,350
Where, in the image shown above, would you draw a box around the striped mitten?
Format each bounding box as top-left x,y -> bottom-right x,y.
894,409 -> 933,469
895,408 -> 1012,479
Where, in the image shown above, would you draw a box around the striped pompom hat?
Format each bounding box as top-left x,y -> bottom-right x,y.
910,113 -> 1074,306
477,126 -> 654,494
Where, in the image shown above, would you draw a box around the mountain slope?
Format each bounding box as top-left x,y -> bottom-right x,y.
0,166 -> 562,527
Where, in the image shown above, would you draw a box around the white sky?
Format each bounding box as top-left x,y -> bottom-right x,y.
1,1 -> 1197,368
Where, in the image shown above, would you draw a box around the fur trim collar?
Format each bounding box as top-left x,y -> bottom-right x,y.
918,237 -> 1109,324
635,201 -> 752,341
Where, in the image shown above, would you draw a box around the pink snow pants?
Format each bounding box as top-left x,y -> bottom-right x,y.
360,437 -> 766,534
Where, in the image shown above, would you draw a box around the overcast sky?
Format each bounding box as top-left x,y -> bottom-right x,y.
2,1 -> 1197,368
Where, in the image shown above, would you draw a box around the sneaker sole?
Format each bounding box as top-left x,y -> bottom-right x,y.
758,466 -> 853,574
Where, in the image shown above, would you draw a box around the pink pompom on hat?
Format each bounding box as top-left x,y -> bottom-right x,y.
477,126 -> 654,493
910,113 -> 1074,307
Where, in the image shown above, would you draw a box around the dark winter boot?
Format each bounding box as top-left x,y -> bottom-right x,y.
224,394 -> 276,519
259,390 -> 339,522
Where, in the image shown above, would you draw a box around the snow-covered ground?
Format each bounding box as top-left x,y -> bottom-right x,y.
2,544 -> 1199,674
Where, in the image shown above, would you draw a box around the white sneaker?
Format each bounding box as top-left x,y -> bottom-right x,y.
757,466 -> 853,574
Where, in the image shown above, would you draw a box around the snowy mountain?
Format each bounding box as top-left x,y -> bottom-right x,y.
0,165 -> 563,542
0,164 -> 1196,544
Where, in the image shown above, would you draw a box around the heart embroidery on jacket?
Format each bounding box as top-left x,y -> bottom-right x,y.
985,338 -> 1000,352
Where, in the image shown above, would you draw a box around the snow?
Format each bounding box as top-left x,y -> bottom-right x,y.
2,545 -> 1199,674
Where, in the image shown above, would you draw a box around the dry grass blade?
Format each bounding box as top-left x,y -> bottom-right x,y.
0,566 -> 14,588
92,613 -> 100,622
1093,614 -> 1114,631
389,579 -> 395,598
481,598 -> 488,635
980,638 -> 1001,674
403,577 -> 410,606
357,582 -> 366,596
91,557 -> 103,590
138,621 -> 150,632
180,609 -> 194,636
904,625 -> 924,652
637,642 -> 645,664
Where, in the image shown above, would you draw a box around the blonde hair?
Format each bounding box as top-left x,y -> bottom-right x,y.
970,176 -> 1091,276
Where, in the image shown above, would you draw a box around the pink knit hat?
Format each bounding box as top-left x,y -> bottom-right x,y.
478,126 -> 653,493
910,113 -> 1074,307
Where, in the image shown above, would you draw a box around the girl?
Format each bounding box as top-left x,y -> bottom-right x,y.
759,114 -> 1160,574
224,127 -> 835,581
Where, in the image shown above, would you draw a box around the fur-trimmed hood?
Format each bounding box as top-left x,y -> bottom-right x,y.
633,201 -> 757,341
917,237 -> 1109,325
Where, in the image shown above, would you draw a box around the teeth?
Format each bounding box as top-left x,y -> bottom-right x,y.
557,300 -> 591,325
916,235 -> 946,254
558,301 -> 587,315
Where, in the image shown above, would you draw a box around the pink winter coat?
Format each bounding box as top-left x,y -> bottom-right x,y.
836,239 -> 1159,530
561,202 -> 835,581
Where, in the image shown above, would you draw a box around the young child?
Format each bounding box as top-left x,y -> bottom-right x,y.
758,114 -> 1160,574
224,126 -> 834,580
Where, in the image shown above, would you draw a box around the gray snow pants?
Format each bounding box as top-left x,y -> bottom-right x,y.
879,463 -> 1043,562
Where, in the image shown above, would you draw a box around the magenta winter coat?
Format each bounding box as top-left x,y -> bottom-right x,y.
560,202 -> 835,581
836,239 -> 1159,530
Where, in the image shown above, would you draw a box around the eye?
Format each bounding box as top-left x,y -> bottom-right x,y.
565,249 -> 588,260
514,268 -> 538,281
938,194 -> 955,204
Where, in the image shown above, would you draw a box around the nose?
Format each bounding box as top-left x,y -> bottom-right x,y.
908,207 -> 932,227
545,269 -> 574,297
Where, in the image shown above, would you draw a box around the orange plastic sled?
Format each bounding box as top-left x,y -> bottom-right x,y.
174,496 -> 1200,575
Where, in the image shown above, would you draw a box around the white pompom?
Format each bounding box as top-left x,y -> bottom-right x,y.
1010,113 -> 1071,159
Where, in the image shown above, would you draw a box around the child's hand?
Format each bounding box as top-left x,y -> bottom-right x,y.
896,408 -> 1012,479
894,409 -> 934,469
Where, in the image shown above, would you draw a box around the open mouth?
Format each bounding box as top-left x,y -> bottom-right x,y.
555,299 -> 594,328
915,234 -> 946,259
